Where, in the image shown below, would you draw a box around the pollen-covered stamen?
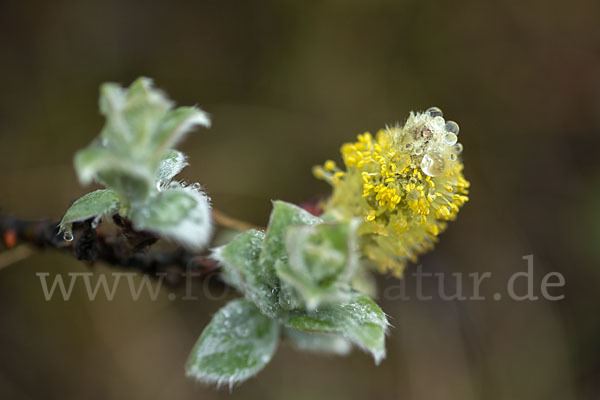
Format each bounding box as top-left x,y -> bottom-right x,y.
312,159 -> 345,184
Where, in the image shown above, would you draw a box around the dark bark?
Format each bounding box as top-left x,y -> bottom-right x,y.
0,214 -> 219,285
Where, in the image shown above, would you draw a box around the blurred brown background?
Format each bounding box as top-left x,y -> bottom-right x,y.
1,0 -> 599,399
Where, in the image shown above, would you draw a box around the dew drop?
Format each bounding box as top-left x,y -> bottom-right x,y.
433,116 -> 445,128
414,147 -> 423,155
191,183 -> 201,191
454,143 -> 463,154
91,218 -> 100,229
421,152 -> 445,177
426,106 -> 443,118
450,153 -> 457,161
444,133 -> 458,146
409,177 -> 417,185
63,230 -> 74,242
445,120 -> 460,135
404,143 -> 413,151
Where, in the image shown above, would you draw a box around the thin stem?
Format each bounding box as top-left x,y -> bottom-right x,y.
211,209 -> 261,232
0,245 -> 33,271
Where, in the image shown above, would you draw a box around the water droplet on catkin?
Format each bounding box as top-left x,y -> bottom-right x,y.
426,106 -> 443,118
444,133 -> 458,146
421,152 -> 445,177
445,120 -> 460,135
433,116 -> 445,126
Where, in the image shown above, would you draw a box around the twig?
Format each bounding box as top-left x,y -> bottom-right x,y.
0,205 -> 312,284
0,214 -> 220,285
0,245 -> 33,271
212,209 -> 261,232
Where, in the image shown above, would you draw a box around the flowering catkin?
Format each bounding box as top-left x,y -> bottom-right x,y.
314,107 -> 470,276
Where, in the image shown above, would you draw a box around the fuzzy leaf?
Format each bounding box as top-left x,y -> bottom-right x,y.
59,189 -> 121,232
156,149 -> 188,183
279,220 -> 360,308
99,78 -> 209,159
213,230 -> 282,318
152,106 -> 210,155
97,82 -> 130,149
74,146 -> 155,201
284,327 -> 351,356
129,187 -> 212,250
260,201 -> 322,268
213,201 -> 321,318
285,293 -> 388,364
186,299 -> 279,387
99,77 -> 172,151
276,266 -> 304,311
214,230 -> 265,293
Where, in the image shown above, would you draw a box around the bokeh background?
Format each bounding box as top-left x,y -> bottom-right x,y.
1,0 -> 599,399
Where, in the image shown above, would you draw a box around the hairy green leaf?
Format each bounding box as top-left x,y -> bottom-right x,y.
152,106 -> 210,156
74,146 -> 155,201
78,78 -> 211,205
129,187 -> 212,250
213,230 -> 282,318
213,229 -> 265,293
99,77 -> 172,151
260,201 -> 322,268
59,189 -> 121,232
284,327 -> 351,356
285,293 -> 388,364
279,220 -> 360,308
186,299 -> 279,387
156,149 -> 188,183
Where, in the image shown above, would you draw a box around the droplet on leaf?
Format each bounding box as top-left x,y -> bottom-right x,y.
63,230 -> 74,242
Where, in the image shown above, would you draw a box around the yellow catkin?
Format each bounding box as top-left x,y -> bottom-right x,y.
313,109 -> 470,276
